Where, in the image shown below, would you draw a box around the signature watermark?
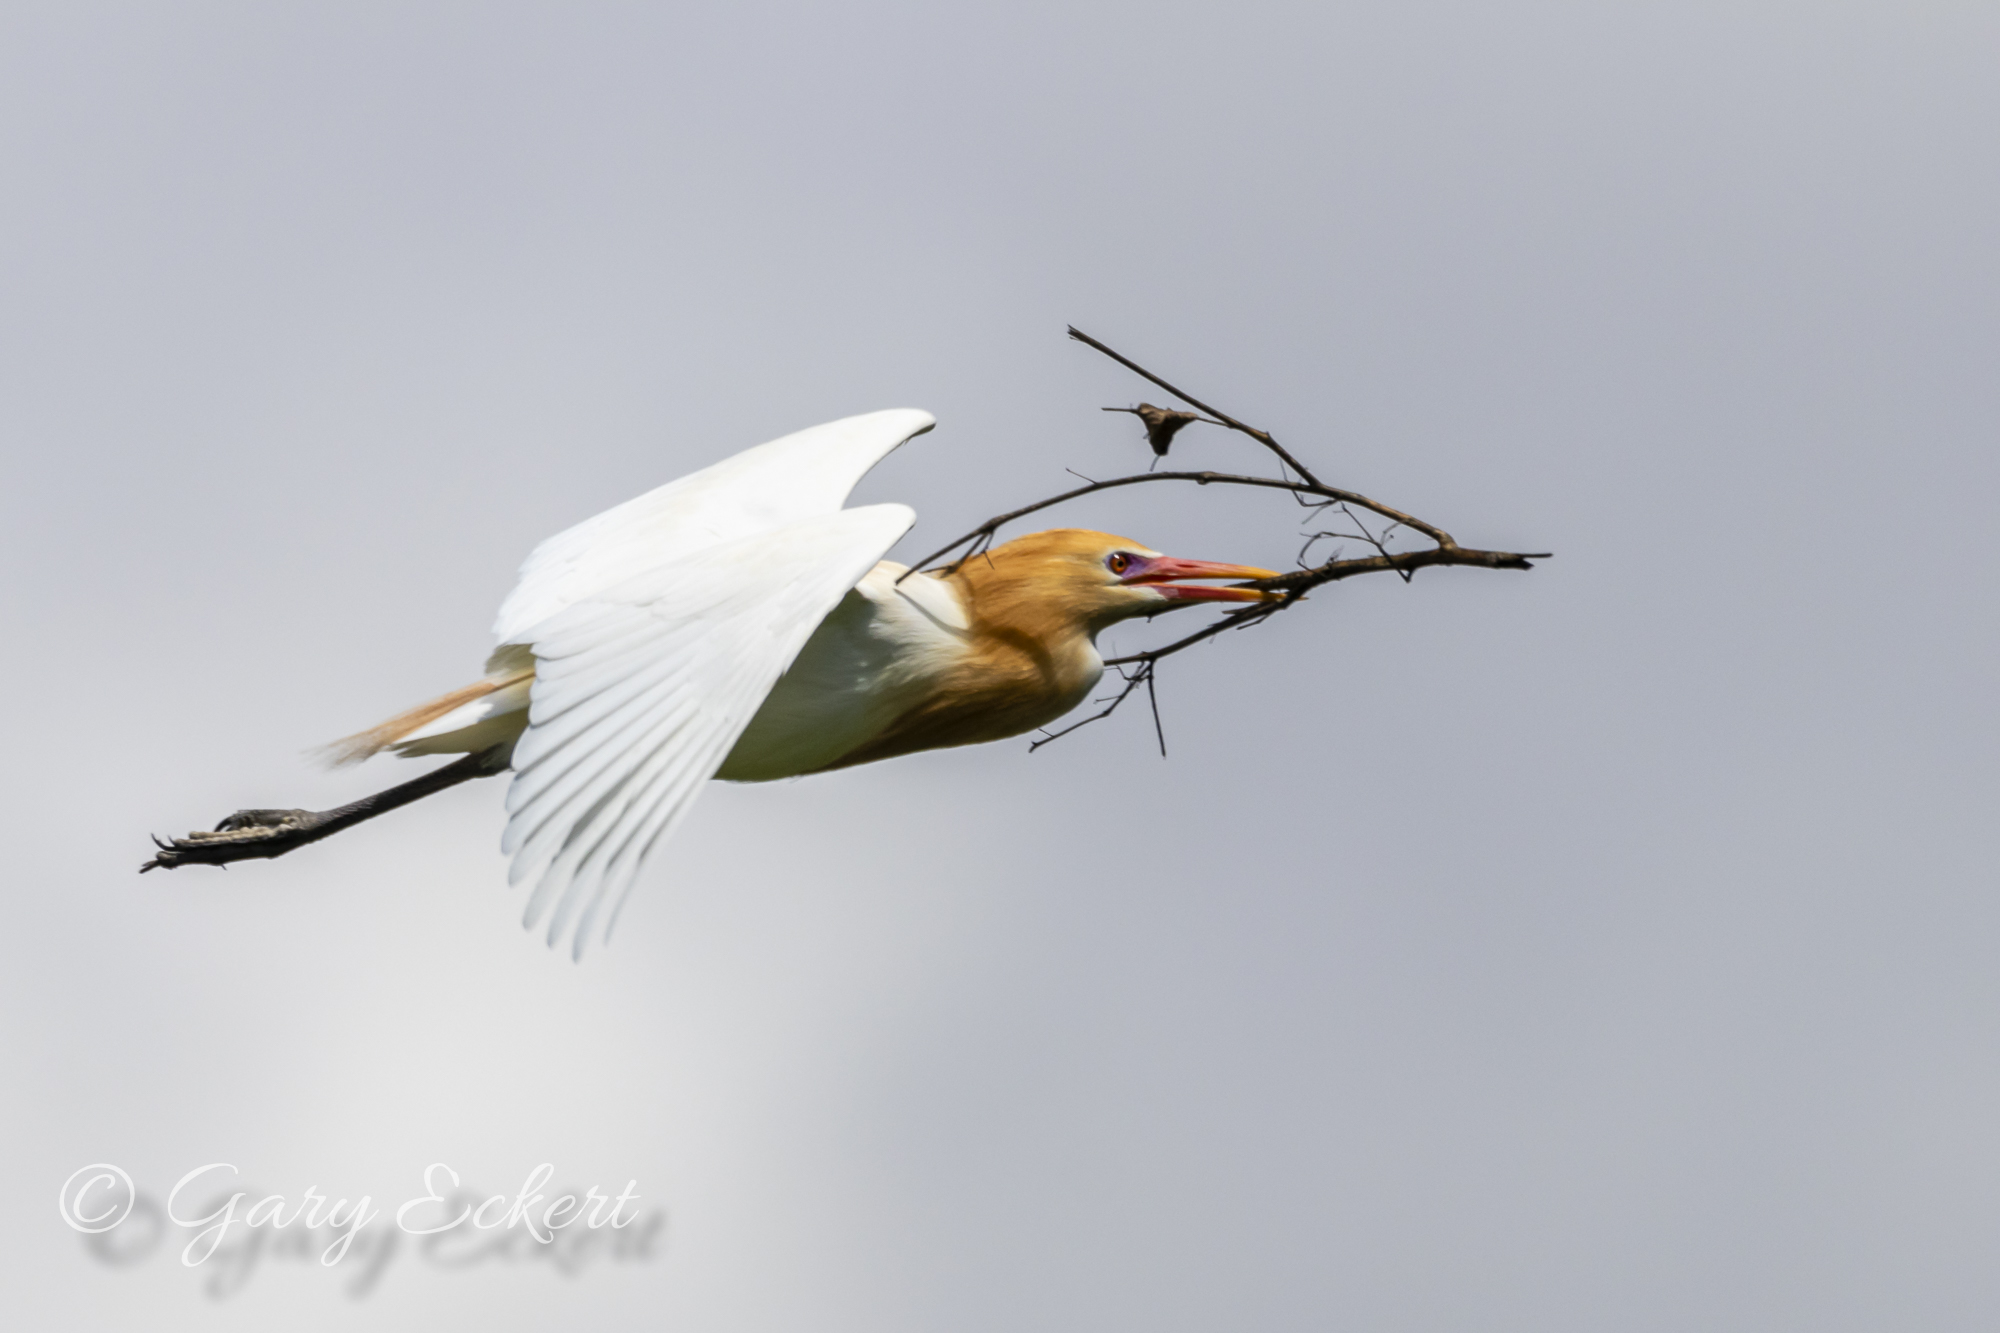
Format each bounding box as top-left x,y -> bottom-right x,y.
58,1163 -> 665,1299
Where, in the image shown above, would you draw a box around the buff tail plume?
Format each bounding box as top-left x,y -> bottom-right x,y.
316,668 -> 534,768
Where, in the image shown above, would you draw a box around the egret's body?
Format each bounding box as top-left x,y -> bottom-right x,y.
385,543 -> 1141,782
155,410 -> 1276,955
383,555 -> 986,781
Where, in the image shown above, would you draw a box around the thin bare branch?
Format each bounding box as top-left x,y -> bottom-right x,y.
896,467 -> 1493,583
1145,667 -> 1166,757
1102,602 -> 1288,669
1069,326 -> 1323,485
1028,663 -> 1156,751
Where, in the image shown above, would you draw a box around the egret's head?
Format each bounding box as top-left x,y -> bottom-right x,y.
955,528 -> 1282,638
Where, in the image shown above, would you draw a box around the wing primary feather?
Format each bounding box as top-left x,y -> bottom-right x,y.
508,694 -> 699,880
506,641 -> 705,807
557,670 -> 772,955
499,502 -> 919,956
541,682 -> 750,950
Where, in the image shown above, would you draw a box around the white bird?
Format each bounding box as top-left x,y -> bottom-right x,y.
144,410 -> 1280,956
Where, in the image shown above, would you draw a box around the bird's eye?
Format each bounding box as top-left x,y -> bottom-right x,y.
1106,552 -> 1132,575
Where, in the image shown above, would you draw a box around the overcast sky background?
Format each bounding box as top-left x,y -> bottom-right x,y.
3,2 -> 1996,1328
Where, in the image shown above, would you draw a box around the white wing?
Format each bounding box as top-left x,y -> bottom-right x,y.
491,408 -> 934,646
502,504 -> 916,959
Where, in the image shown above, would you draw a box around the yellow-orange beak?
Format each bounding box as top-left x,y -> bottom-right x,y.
1121,556 -> 1285,603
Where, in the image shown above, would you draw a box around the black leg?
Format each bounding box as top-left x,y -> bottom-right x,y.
141,749 -> 506,872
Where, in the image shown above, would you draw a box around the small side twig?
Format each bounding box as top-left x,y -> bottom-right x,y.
1026,658 -> 1170,757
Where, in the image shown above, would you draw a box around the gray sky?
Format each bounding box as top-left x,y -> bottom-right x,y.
4,2 -> 1997,1328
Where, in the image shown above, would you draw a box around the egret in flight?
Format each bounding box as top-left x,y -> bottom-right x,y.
144,410 -> 1280,956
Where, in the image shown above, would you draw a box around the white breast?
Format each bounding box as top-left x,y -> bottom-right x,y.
714,561 -> 971,781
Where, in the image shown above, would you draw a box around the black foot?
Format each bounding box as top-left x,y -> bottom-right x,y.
141,809 -> 326,872
138,750 -> 506,875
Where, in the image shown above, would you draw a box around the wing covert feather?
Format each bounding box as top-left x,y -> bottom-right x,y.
492,409 -> 933,646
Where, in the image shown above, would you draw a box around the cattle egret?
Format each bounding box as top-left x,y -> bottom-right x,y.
144,410 -> 1280,956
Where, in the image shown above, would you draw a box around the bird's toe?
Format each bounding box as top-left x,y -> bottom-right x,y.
213,808 -> 309,833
